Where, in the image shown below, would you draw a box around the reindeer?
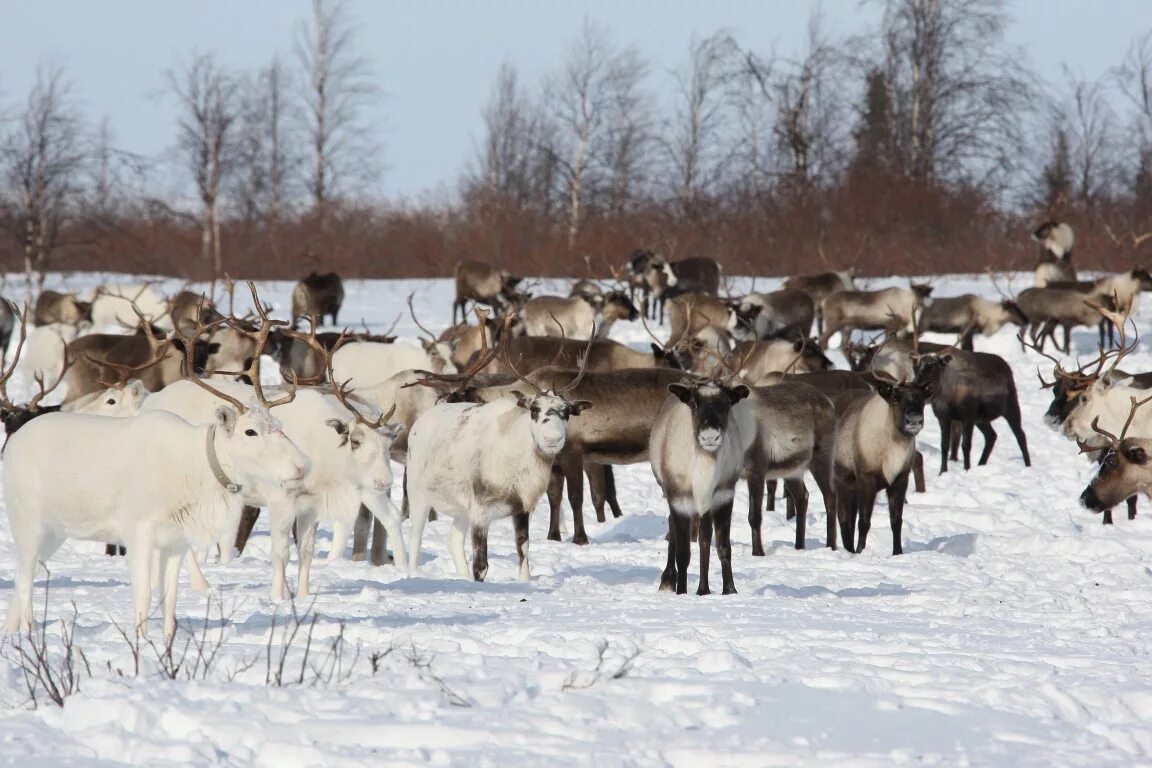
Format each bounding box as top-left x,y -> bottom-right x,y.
832,372 -> 936,555
483,336 -> 680,375
1014,284 -> 1115,353
726,338 -> 833,383
782,270 -> 855,337
405,339 -> 593,582
89,283 -> 170,330
650,374 -> 756,595
731,289 -> 816,342
913,350 -> 1030,474
452,260 -> 523,324
291,271 -> 345,326
819,283 -> 933,349
331,295 -> 457,389
666,293 -> 734,348
644,256 -> 722,323
33,290 -> 91,327
918,294 -> 1028,350
744,382 -> 837,553
1079,397 -> 1152,514
522,292 -> 638,340
1032,220 -> 1076,287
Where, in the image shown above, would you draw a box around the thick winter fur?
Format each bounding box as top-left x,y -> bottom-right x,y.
143,382 -> 403,599
406,391 -> 591,581
484,336 -> 678,375
914,352 -> 1030,474
728,338 -> 833,382
832,380 -> 934,555
33,291 -> 91,327
3,406 -> 309,636
918,295 -> 1028,350
527,367 -> 687,544
331,339 -> 457,390
291,271 -> 345,325
523,293 -> 638,340
453,261 -> 523,324
1014,285 -> 1113,353
89,284 -> 170,331
745,382 -> 837,553
819,284 -> 932,348
25,322 -> 84,384
783,271 -> 855,336
1080,439 -> 1152,513
649,380 -> 755,595
168,290 -> 221,338
644,257 -> 722,322
667,294 -> 735,348
733,289 -> 816,341
439,321 -> 493,369
63,332 -> 217,402
1033,221 -> 1075,259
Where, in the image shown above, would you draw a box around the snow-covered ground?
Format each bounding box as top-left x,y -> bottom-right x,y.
0,270 -> 1150,767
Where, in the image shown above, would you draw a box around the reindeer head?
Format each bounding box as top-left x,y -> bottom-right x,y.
668,377 -> 751,453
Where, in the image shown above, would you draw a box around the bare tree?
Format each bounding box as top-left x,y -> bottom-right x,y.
540,20 -> 646,248
0,63 -> 87,298
665,32 -> 738,217
470,61 -> 542,208
294,0 -> 379,230
600,47 -> 653,215
1061,67 -> 1117,207
877,0 -> 1035,189
771,12 -> 849,188
165,52 -> 239,283
1115,31 -> 1152,199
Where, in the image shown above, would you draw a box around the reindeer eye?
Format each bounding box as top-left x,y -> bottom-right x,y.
106,398 -> 116,405
244,429 -> 257,437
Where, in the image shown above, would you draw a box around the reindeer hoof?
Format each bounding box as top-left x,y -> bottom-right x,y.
658,579 -> 676,593
571,534 -> 589,546
547,531 -> 561,542
752,546 -> 765,557
722,586 -> 737,595
696,585 -> 711,596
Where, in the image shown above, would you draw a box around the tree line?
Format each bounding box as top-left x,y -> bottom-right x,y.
1,0 -> 1151,289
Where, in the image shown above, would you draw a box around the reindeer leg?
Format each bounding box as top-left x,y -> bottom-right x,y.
546,465 -> 564,542
1127,496 -> 1138,521
562,453 -> 589,545
1006,392 -> 1030,468
887,472 -> 909,556
471,524 -> 489,582
605,466 -> 623,519
1103,508 -> 1114,526
713,500 -> 737,595
912,451 -> 926,493
659,512 -> 678,592
856,480 -> 877,553
748,471 -> 765,556
233,505 -> 261,555
836,482 -> 856,554
961,420 -> 976,471
785,478 -> 809,550
696,511 -> 714,596
768,478 -> 779,515
976,422 -> 997,466
939,413 -> 953,474
587,464 -> 608,524
351,504 -> 372,562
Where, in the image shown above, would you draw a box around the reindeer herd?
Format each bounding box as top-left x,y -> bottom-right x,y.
1,218 -> 1150,635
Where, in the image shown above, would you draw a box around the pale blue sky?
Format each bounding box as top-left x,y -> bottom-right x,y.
2,1 -> 1150,200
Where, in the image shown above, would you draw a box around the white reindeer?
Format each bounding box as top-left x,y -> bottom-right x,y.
3,400 -> 310,638
405,363 -> 592,581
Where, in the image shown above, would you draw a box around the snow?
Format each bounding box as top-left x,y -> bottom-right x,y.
1,270 -> 1151,766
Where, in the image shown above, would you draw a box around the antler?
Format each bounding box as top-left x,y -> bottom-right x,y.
26,347 -> 74,411
206,281 -> 298,411
407,292 -> 436,341
554,331 -> 597,396
322,336 -> 396,430
1085,299 -> 1138,379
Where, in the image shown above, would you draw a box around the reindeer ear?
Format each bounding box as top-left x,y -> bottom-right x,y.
326,418 -> 348,435
793,339 -> 804,351
510,390 -> 531,409
1127,445 -> 1148,464
569,400 -> 593,415
729,384 -> 751,403
381,422 -> 404,442
668,383 -> 693,405
876,383 -> 896,401
215,406 -> 238,434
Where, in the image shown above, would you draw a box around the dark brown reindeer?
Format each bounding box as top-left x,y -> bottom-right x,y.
291,271 -> 345,326
731,289 -> 816,342
33,290 -> 91,326
913,349 -> 1031,474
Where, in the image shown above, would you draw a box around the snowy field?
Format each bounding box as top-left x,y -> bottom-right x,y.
0,270 -> 1151,767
